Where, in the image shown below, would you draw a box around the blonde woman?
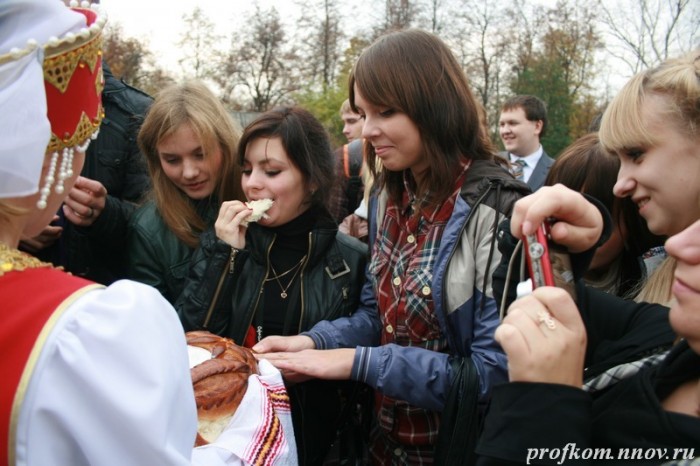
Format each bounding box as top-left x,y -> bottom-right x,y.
476,49 -> 700,464
127,81 -> 244,304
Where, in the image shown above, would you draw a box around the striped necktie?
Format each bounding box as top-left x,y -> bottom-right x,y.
511,158 -> 526,181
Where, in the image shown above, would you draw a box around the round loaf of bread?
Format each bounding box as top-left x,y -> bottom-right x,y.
186,331 -> 258,446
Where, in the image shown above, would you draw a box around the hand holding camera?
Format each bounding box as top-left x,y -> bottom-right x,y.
522,221 -> 576,300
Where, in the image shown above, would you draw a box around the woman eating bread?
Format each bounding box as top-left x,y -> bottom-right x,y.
177,106 -> 369,465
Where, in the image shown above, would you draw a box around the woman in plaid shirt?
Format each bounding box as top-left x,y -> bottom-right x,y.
256,29 -> 530,464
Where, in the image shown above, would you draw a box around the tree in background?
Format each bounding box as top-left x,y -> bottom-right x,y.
296,0 -> 345,90
210,36 -> 244,110
509,0 -> 603,156
295,33 -> 371,147
598,0 -> 699,74
102,23 -> 174,97
228,6 -> 299,112
177,7 -> 221,80
421,0 -> 452,34
449,0 -> 512,138
380,0 -> 419,35
108,0 -> 697,151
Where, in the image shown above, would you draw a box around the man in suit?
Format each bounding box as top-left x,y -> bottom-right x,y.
498,95 -> 554,191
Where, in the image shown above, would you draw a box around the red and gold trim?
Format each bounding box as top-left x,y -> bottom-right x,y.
43,5 -> 105,154
1,266 -> 101,465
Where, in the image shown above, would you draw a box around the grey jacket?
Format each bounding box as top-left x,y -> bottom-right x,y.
304,160 -> 531,411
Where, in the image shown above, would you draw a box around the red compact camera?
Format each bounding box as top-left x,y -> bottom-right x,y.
522,222 -> 576,298
523,224 -> 555,288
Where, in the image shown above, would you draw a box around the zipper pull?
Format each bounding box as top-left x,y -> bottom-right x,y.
229,247 -> 238,274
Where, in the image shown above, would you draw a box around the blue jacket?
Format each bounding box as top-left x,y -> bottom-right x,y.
305,160 -> 531,411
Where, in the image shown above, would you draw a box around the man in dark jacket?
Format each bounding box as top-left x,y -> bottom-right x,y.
20,61 -> 153,284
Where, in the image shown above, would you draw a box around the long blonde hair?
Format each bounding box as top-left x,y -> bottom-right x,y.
138,81 -> 244,248
632,256 -> 676,306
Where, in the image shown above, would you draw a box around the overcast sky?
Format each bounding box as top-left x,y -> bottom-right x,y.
101,1 -> 268,74
100,0 -> 373,75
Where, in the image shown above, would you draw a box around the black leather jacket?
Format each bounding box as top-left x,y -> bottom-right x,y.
176,218 -> 368,343
33,63 -> 152,284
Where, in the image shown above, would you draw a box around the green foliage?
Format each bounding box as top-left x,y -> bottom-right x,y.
292,40 -> 362,148
293,86 -> 347,148
511,59 -> 572,158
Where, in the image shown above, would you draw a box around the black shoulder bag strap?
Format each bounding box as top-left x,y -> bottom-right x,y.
434,356 -> 480,465
343,140 -> 364,213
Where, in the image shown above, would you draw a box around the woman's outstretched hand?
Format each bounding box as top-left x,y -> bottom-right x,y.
257,348 -> 356,384
252,334 -> 316,354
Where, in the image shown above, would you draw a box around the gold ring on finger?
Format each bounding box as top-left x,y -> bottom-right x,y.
537,310 -> 557,330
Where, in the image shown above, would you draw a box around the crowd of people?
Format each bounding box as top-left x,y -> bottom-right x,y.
1,1 -> 699,465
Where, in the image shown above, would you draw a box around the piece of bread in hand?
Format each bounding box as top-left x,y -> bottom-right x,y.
186,331 -> 258,446
244,198 -> 274,224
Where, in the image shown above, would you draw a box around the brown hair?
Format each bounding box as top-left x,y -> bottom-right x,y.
349,29 -> 497,208
138,80 -> 244,248
545,133 -> 664,295
501,95 -> 549,138
237,106 -> 336,212
545,133 -> 617,214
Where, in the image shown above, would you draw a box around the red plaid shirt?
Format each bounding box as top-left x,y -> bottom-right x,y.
368,164 -> 469,464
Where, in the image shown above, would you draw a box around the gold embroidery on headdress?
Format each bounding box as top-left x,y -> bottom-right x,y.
43,22 -> 103,94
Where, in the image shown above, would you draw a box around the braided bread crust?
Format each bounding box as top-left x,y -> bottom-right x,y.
186,331 -> 258,446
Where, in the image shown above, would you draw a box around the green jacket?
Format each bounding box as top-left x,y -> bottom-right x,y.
127,199 -> 219,304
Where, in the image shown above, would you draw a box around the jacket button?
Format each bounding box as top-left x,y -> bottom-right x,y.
386,324 -> 394,334
421,286 -> 431,296
393,276 -> 401,286
406,234 -> 415,244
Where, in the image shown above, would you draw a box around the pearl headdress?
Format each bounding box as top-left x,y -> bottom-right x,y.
38,1 -> 106,209
0,0 -> 105,206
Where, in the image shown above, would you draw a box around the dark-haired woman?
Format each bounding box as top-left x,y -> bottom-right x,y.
177,106 -> 369,465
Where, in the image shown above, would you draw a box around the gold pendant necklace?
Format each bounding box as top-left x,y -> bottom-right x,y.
268,255 -> 306,299
264,257 -> 303,282
0,242 -> 53,276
